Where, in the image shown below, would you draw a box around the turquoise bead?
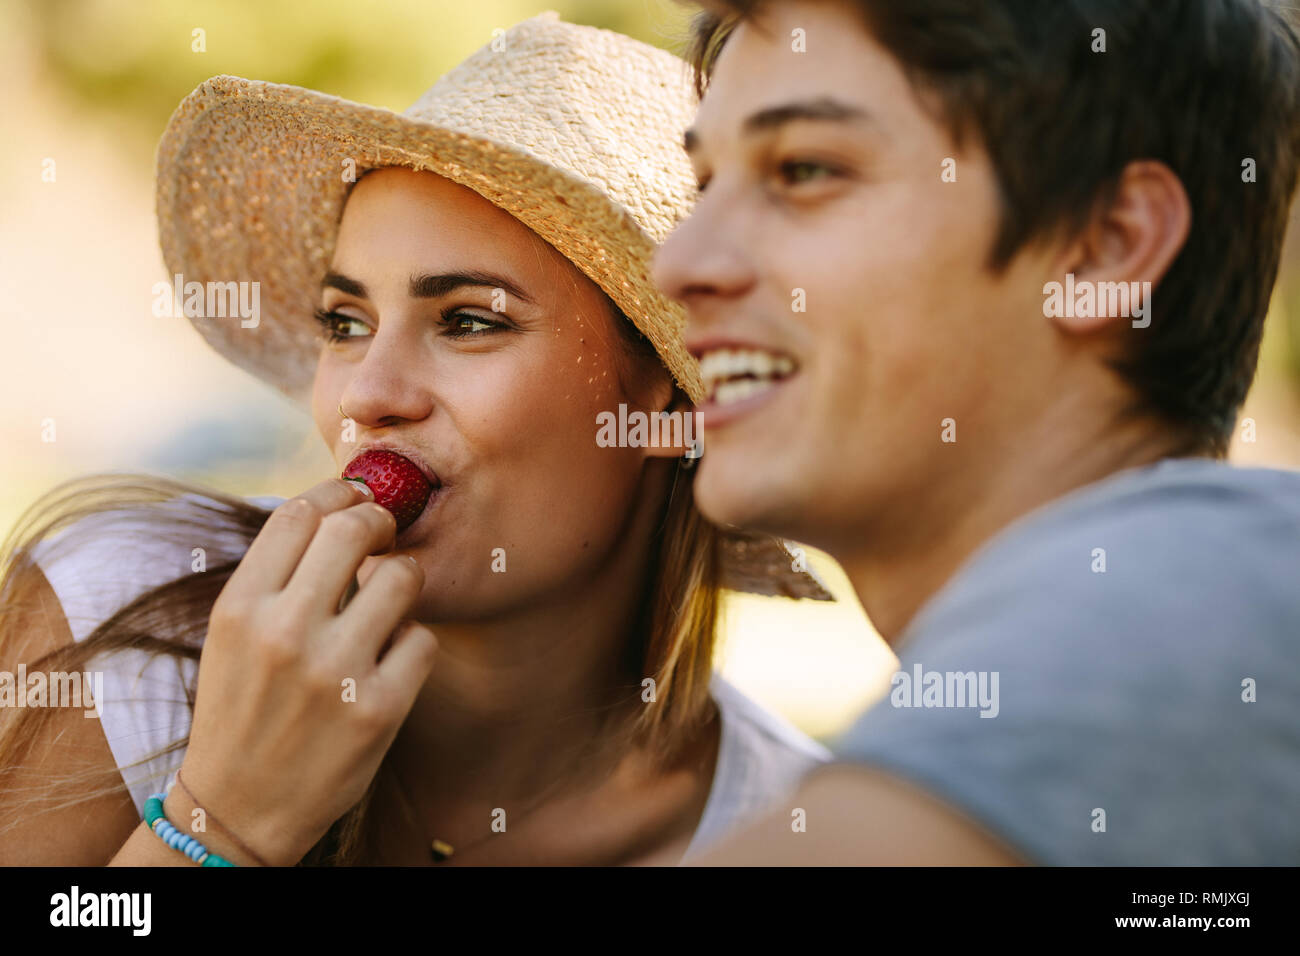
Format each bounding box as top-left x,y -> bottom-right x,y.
140,795 -> 237,867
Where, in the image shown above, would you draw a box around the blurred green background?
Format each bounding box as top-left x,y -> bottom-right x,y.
4,0 -> 1299,744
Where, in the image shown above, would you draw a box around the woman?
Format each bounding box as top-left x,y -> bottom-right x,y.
0,12 -> 831,866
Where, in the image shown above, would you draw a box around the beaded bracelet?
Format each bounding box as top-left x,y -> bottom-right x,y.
143,793 -> 238,867
174,768 -> 272,867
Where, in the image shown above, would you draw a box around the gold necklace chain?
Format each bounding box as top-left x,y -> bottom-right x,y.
383,758 -> 567,864
379,697 -> 639,862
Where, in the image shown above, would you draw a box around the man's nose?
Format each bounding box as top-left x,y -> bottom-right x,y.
653,193 -> 756,319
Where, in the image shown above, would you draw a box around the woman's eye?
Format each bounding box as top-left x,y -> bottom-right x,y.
313,309 -> 370,343
314,307 -> 506,343
444,311 -> 503,337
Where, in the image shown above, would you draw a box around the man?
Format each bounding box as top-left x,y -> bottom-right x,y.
653,0 -> 1300,863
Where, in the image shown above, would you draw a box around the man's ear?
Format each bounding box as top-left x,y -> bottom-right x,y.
1047,159 -> 1191,334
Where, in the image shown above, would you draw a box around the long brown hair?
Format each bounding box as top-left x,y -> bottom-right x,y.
0,340 -> 721,866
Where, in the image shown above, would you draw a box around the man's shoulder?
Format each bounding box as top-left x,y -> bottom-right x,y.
911,459 -> 1300,659
832,459 -> 1300,864
1022,458 -> 1300,549
998,458 -> 1300,557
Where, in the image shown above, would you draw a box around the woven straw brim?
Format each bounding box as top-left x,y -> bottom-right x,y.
155,60 -> 830,603
156,75 -> 703,406
720,531 -> 833,600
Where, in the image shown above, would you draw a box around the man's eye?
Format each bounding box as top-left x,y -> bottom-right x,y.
777,160 -> 837,186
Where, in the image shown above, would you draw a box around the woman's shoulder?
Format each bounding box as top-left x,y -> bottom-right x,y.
26,490 -> 281,643
709,673 -> 833,770
680,674 -> 832,862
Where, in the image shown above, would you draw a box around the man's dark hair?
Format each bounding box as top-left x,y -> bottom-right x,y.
685,0 -> 1300,456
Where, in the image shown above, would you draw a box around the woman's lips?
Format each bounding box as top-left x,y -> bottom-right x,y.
342,448 -> 437,533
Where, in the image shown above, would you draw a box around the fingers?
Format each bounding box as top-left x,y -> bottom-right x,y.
337,554 -> 425,662
228,479 -> 373,595
373,619 -> 438,701
283,500 -> 398,614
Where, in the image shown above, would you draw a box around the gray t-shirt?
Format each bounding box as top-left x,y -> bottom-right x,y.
832,458 -> 1300,864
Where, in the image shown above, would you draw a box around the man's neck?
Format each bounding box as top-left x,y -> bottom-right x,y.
841,407 -> 1198,643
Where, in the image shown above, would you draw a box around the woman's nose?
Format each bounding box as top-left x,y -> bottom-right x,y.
337,325 -> 435,426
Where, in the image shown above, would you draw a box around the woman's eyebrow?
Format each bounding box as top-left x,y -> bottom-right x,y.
409,270 -> 534,304
320,269 -> 535,305
321,270 -> 368,297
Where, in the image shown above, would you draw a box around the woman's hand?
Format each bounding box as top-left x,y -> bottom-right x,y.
178,478 -> 436,865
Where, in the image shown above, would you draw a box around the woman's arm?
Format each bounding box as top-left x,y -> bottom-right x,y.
3,478 -> 438,867
0,562 -> 148,864
0,559 -> 311,866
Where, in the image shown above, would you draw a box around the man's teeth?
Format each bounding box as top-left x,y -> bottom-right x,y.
699,348 -> 796,406
714,378 -> 774,406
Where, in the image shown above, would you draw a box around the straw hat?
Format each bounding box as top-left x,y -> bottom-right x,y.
154,11 -> 831,601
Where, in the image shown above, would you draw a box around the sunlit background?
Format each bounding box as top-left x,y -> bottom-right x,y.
5,0 -> 1300,747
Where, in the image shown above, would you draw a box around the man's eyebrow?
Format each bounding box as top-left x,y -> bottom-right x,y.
684,97 -> 874,155
320,270 -> 534,304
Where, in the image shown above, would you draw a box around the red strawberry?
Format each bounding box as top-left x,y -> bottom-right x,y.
342,449 -> 434,532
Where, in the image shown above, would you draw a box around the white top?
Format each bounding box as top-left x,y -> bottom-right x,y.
28,492 -> 831,863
